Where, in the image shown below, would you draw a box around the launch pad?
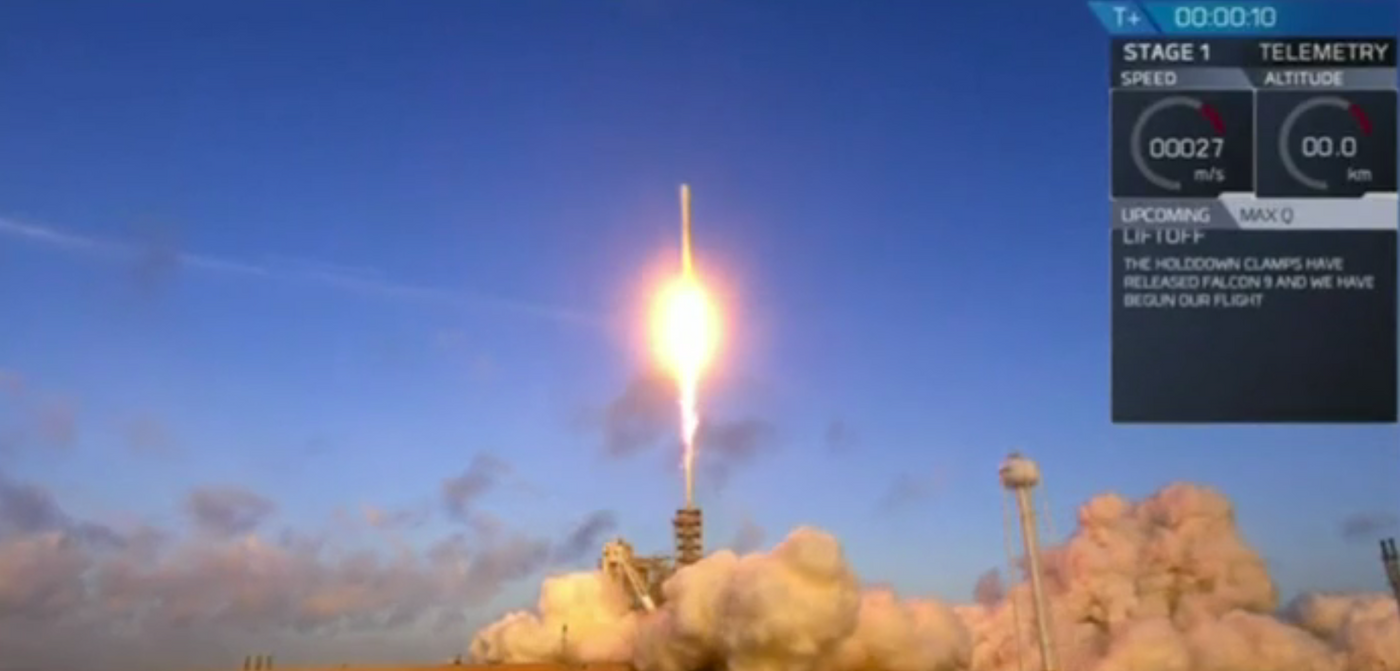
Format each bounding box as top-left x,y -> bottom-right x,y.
597,506 -> 705,613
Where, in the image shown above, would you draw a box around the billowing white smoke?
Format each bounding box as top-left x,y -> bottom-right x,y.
470,484 -> 1398,671
469,568 -> 640,663
472,527 -> 968,671
1290,593 -> 1400,670
959,483 -> 1398,671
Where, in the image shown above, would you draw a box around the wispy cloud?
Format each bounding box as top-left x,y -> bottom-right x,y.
0,371 -> 79,454
824,419 -> 859,453
587,371 -> 779,484
876,471 -> 944,513
0,470 -> 554,666
121,413 -> 179,457
551,510 -> 618,565
1341,511 -> 1400,543
184,485 -> 276,537
0,217 -> 595,325
441,454 -> 510,523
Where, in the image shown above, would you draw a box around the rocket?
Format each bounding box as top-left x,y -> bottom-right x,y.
680,184 -> 694,278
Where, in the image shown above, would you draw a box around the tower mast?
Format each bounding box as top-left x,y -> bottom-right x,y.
1000,453 -> 1058,671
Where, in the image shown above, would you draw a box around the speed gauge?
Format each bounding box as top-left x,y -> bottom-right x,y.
1112,90 -> 1255,197
1257,90 -> 1397,198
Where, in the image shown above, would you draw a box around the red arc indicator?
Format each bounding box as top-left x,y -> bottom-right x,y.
1348,103 -> 1374,136
1199,103 -> 1226,135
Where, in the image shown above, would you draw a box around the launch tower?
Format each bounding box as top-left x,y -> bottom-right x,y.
673,506 -> 703,565
1000,452 -> 1059,671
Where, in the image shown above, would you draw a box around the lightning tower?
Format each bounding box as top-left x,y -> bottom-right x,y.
1000,452 -> 1059,671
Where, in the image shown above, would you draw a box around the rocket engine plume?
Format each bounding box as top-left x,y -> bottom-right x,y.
651,184 -> 720,510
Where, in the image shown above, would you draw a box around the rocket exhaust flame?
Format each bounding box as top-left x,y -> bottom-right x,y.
681,379 -> 699,507
650,184 -> 719,511
677,184 -> 699,511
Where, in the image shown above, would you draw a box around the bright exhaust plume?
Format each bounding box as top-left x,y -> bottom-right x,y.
651,276 -> 720,385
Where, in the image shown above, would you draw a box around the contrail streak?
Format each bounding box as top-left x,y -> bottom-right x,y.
0,217 -> 596,326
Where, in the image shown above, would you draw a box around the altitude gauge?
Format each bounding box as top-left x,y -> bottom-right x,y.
1112,90 -> 1255,197
1257,91 -> 1397,198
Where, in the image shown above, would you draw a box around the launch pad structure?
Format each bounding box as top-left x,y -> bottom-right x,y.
598,507 -> 704,612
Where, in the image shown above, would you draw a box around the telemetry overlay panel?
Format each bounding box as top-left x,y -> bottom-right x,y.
1090,2 -> 1399,423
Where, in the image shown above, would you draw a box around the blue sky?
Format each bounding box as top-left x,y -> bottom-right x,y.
0,0 -> 1395,664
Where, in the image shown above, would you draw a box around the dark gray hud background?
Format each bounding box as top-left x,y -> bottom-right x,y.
1112,230 -> 1396,423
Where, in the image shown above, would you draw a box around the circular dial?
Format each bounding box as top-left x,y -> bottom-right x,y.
1129,95 -> 1229,192
1278,95 -> 1374,193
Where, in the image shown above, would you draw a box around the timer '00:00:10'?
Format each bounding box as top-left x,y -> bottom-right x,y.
1167,4 -> 1278,30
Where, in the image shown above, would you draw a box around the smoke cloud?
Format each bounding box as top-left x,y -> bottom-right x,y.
122,413 -> 179,457
0,463 -> 561,666
0,377 -> 79,454
554,511 -> 620,565
588,372 -> 778,489
730,517 -> 766,554
876,472 -> 944,514
185,485 -> 277,537
824,420 -> 859,454
471,526 -> 969,671
470,482 -> 1399,671
443,454 -> 510,522
1340,511 -> 1400,543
